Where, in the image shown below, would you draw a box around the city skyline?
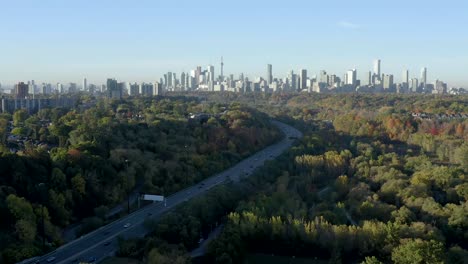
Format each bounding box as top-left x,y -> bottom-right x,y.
0,60 -> 452,89
1,0 -> 468,86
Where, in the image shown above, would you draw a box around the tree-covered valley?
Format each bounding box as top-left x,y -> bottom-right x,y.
0,96 -> 281,263
115,93 -> 467,264
0,93 -> 467,264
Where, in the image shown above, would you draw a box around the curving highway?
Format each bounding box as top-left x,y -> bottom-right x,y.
28,120 -> 302,264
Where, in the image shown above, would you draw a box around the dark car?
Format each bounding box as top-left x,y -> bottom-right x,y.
87,257 -> 97,263
104,241 -> 111,246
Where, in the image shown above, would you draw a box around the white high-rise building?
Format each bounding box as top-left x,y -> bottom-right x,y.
346,69 -> 357,86
383,74 -> 394,90
207,65 -> 215,83
420,67 -> 427,89
402,70 -> 409,84
57,83 -> 64,93
319,70 -> 328,84
411,78 -> 419,93
153,82 -> 163,95
374,59 -> 381,76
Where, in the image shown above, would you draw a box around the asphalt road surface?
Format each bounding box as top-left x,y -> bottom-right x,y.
27,120 -> 302,264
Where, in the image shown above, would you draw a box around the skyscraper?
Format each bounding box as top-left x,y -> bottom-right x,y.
411,78 -> 419,93
180,72 -> 186,90
107,78 -> 121,99
402,70 -> 409,89
320,70 -> 328,84
129,83 -> 139,96
267,64 -> 273,85
57,83 -> 64,93
300,69 -> 307,90
83,78 -> 87,91
374,59 -> 381,77
15,82 -> 29,99
167,72 -> 173,88
195,66 -> 202,86
346,69 -> 357,86
420,67 -> 427,90
434,80 -> 447,94
172,73 -> 177,89
383,74 -> 394,90
153,82 -> 163,95
207,65 -> 215,83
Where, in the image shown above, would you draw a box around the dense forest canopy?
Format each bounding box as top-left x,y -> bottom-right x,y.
0,96 -> 281,263
1,93 -> 467,263
115,93 -> 467,264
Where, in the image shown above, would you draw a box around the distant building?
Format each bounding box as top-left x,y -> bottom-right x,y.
83,78 -> 87,91
15,82 -> 29,99
300,69 -> 307,90
129,83 -> 139,96
346,69 -> 357,86
433,80 -> 447,94
402,70 -> 409,90
167,72 -> 173,89
420,67 -> 427,90
180,72 -> 186,90
138,83 -> 152,96
207,65 -> 215,83
153,82 -> 163,95
107,78 -> 122,99
57,83 -> 64,93
320,70 -> 328,85
68,83 -> 77,93
267,64 -> 273,85
383,74 -> 394,90
374,59 -> 381,77
411,78 -> 419,93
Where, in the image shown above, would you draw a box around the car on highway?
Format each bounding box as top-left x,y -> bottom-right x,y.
46,256 -> 56,262
104,241 -> 111,246
123,223 -> 131,228
87,256 -> 97,263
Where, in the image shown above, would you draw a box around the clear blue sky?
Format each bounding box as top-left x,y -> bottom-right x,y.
1,0 -> 468,87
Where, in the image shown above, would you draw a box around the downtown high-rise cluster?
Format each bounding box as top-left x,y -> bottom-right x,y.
3,59 -> 467,102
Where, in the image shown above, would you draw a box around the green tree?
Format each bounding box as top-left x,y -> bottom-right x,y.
13,109 -> 28,127
361,256 -> 383,264
6,194 -> 36,222
15,219 -> 37,243
391,239 -> 445,264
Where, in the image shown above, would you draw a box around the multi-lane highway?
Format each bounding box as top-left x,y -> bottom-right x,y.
28,120 -> 302,264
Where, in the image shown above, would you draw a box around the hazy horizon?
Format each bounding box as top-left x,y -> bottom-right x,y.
2,0 -> 468,87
